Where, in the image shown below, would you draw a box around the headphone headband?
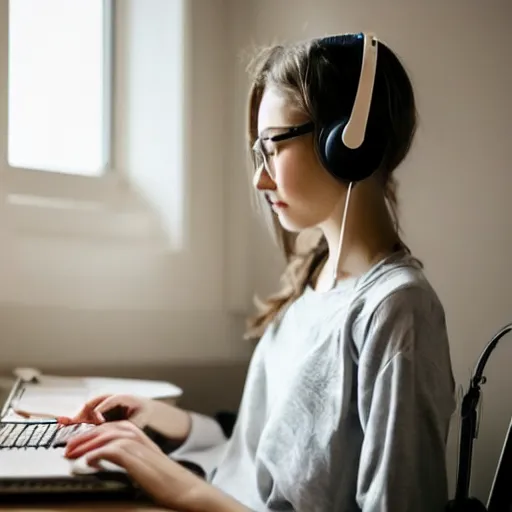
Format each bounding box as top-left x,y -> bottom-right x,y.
318,32 -> 378,150
343,33 -> 378,149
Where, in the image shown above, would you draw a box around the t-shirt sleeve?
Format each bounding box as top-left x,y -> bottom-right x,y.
355,287 -> 456,512
170,412 -> 229,479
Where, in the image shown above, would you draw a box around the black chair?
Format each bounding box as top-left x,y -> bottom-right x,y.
487,415 -> 512,512
446,323 -> 512,512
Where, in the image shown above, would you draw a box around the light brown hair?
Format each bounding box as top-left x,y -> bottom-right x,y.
244,36 -> 418,340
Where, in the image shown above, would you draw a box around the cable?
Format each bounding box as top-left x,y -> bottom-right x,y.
330,181 -> 353,290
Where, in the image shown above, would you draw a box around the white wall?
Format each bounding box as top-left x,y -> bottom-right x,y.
0,0 -> 253,372
115,0 -> 186,247
235,0 -> 512,504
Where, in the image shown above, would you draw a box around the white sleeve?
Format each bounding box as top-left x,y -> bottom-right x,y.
170,412 -> 229,479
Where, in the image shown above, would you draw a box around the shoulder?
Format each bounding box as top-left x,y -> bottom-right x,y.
354,253 -> 445,317
357,256 -> 442,316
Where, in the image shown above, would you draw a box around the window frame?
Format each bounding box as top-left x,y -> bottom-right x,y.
0,0 -> 166,246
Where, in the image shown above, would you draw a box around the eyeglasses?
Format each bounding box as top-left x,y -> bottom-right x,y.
252,121 -> 315,180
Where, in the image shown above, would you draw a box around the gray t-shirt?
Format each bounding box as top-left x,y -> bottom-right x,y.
173,251 -> 456,512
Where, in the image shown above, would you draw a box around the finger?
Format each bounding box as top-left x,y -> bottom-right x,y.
85,439 -> 161,478
84,394 -> 113,409
66,421 -> 160,457
66,395 -> 141,426
56,416 -> 74,426
65,429 -> 103,455
93,395 -> 140,421
83,395 -> 118,424
65,420 -> 134,452
64,395 -> 113,425
66,429 -> 138,459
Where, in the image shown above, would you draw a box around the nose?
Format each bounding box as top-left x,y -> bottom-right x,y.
253,165 -> 276,191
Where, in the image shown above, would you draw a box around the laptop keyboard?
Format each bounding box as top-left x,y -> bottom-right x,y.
0,422 -> 94,450
0,421 -> 139,498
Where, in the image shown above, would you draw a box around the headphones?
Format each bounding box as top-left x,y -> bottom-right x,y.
316,32 -> 384,183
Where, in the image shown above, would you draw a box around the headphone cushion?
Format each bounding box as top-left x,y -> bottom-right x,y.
317,120 -> 386,183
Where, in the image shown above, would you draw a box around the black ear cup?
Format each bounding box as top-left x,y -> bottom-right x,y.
317,120 -> 386,183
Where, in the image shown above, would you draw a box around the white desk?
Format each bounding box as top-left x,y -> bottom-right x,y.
0,500 -> 174,511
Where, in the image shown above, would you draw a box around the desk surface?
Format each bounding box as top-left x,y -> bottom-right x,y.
0,501 -> 174,511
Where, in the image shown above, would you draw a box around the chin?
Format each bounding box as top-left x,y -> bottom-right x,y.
276,212 -> 318,233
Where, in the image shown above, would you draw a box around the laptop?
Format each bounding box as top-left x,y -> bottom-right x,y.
0,377 -> 144,501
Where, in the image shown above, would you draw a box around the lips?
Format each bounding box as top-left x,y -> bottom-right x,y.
265,195 -> 288,208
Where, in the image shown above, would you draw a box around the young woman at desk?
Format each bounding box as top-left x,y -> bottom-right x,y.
60,33 -> 456,512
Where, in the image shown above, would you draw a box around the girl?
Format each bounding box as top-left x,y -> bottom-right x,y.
62,32 -> 456,512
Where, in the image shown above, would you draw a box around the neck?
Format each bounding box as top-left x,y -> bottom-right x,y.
318,180 -> 400,283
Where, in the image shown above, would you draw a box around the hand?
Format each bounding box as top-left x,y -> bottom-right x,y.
65,419 -> 161,459
65,421 -> 203,509
59,394 -> 192,447
65,422 -> 249,512
58,394 -> 152,427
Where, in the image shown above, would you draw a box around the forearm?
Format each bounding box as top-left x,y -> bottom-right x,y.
184,481 -> 253,512
146,401 -> 227,471
147,399 -> 192,442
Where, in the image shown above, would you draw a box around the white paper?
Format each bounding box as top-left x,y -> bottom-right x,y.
6,374 -> 183,419
84,377 -> 182,400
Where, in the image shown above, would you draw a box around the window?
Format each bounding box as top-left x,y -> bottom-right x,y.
7,0 -> 111,176
0,0 -> 188,249
0,0 -> 234,314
